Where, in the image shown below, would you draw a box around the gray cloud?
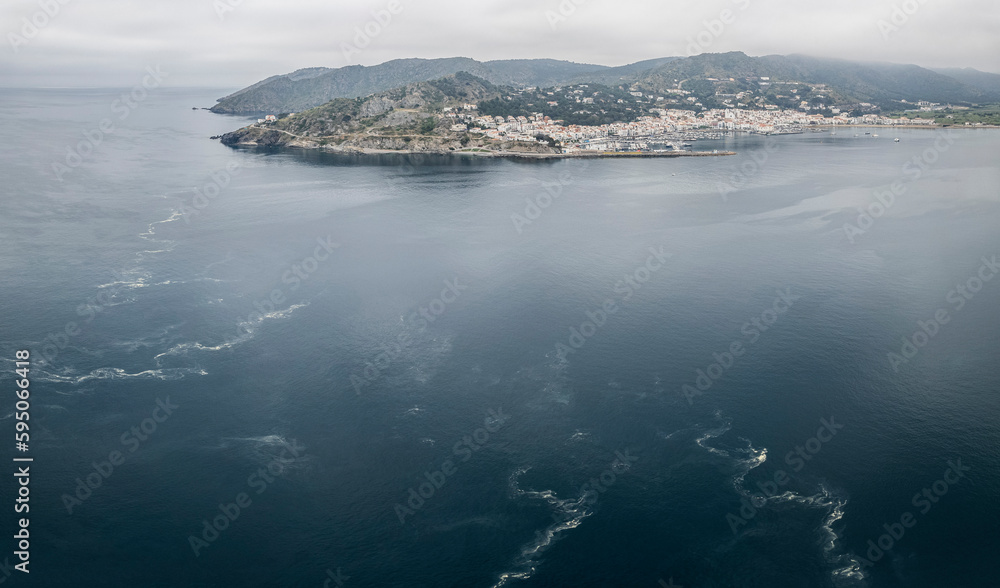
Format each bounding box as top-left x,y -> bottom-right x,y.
2,0 -> 997,89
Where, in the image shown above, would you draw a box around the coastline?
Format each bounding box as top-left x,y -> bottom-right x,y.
218,127 -> 736,159
826,123 -> 1000,130
234,143 -> 737,159
402,149 -> 735,159
216,122 -> 997,161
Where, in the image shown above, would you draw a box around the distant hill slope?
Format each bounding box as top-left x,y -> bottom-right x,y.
274,71 -> 503,138
218,72 -> 559,155
626,52 -> 997,108
478,59 -> 609,87
211,53 -> 999,115
931,67 -> 1000,96
568,56 -> 682,85
210,58 -> 608,114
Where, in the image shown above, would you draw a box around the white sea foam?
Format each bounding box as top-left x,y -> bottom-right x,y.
154,302 -> 309,363
34,366 -> 207,385
692,414 -> 770,495
694,415 -> 735,458
97,268 -> 153,292
698,413 -> 867,586
140,209 -> 183,241
489,467 -> 592,588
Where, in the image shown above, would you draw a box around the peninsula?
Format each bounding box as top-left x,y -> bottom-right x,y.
218,72 -> 735,158
216,54 -> 1000,157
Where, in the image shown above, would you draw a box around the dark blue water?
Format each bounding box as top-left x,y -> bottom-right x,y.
1,88 -> 998,587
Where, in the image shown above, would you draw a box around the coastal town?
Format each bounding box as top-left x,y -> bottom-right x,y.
254,101 -> 958,154
242,76 -> 996,156
440,105 -> 943,152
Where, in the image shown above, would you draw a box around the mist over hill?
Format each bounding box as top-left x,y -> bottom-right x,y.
210,52 -> 1000,116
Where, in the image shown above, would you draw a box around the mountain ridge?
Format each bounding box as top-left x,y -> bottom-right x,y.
211,53 -> 1000,116
211,58 -> 609,114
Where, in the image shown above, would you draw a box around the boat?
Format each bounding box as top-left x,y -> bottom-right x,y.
873,134 -> 879,138
894,138 -> 900,142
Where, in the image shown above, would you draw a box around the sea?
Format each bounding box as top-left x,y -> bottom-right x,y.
1,88 -> 998,587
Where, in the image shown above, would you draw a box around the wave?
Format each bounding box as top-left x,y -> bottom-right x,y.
693,414 -> 867,586
96,275 -> 229,292
33,366 -> 207,385
96,267 -> 153,293
489,467 -> 592,588
694,415 -> 736,459
150,277 -> 231,287
140,209 -> 183,242
764,485 -> 866,586
91,208 -> 186,304
154,302 -> 309,363
154,337 -> 249,361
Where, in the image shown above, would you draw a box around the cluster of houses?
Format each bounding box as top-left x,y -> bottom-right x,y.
246,97 -> 947,152
439,105 -> 939,150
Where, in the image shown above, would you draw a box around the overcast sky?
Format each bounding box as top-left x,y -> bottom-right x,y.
2,0 -> 998,89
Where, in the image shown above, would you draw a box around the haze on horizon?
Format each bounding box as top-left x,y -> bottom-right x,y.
2,0 -> 998,89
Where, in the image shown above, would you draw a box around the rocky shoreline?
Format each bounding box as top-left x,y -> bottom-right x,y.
216,126 -> 735,159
